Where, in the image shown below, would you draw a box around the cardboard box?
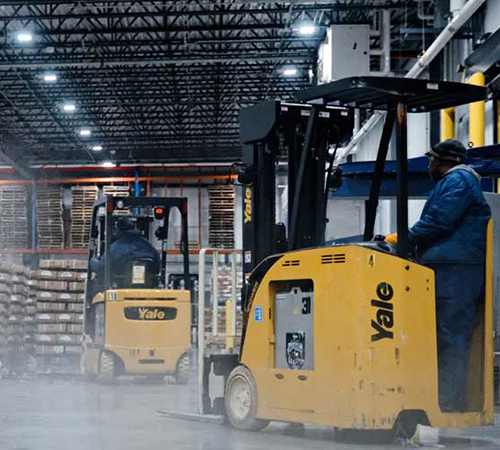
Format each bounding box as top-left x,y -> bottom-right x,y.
64,345 -> 83,354
35,334 -> 57,344
25,305 -> 37,315
35,344 -> 64,355
11,275 -> 25,284
37,270 -> 57,280
37,291 -> 58,301
0,273 -> 11,283
56,334 -> 82,345
9,304 -> 24,314
10,295 -> 22,304
36,313 -> 57,323
39,260 -> 87,271
25,297 -> 36,305
56,313 -> 77,322
57,271 -> 78,281
37,302 -> 66,312
77,272 -> 88,281
68,282 -> 85,292
37,280 -> 67,291
67,323 -> 83,334
67,303 -> 84,313
8,315 -> 22,323
58,293 -> 78,302
23,316 -> 35,324
37,323 -> 66,333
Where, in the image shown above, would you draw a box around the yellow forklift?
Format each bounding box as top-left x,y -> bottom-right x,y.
82,196 -> 193,383
195,77 -> 494,439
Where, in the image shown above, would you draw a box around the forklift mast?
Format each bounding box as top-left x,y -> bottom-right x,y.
238,101 -> 353,297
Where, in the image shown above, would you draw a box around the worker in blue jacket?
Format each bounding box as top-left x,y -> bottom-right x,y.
386,139 -> 491,411
89,218 -> 160,292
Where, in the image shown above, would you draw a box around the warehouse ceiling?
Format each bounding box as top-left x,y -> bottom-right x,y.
0,1 -> 434,167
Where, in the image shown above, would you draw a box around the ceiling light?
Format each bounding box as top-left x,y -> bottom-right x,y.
63,103 -> 76,112
102,161 -> 116,168
44,73 -> 57,83
80,129 -> 91,137
283,68 -> 298,76
92,145 -> 102,151
299,25 -> 316,35
17,32 -> 33,43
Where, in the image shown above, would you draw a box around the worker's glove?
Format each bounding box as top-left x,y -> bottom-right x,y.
384,233 -> 398,245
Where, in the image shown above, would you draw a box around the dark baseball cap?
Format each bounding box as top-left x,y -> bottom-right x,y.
425,139 -> 466,163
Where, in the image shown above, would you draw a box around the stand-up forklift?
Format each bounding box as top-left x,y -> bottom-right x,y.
82,196 -> 193,383
198,77 -> 493,439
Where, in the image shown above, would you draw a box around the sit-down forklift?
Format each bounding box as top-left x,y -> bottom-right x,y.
82,196 -> 193,383
199,77 -> 494,439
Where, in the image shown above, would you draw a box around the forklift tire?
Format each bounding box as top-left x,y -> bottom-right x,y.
225,366 -> 269,432
175,353 -> 190,385
98,351 -> 116,382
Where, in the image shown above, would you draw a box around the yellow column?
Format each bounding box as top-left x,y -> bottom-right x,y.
225,300 -> 234,351
469,72 -> 485,148
441,107 -> 455,140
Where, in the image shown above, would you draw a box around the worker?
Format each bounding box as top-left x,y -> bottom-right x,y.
90,218 -> 161,291
386,139 -> 491,411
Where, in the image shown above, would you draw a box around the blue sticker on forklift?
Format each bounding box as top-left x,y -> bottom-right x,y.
254,307 -> 263,322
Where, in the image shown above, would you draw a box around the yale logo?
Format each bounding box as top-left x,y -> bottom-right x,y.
124,306 -> 176,321
138,308 -> 166,320
371,282 -> 394,342
244,188 -> 252,223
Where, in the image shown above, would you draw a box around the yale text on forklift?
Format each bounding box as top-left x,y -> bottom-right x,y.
371,282 -> 395,342
244,187 -> 252,223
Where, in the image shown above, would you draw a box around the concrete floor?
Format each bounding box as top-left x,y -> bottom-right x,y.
0,377 -> 499,450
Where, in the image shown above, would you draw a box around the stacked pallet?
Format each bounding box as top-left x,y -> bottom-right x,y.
0,186 -> 29,249
0,264 -> 10,360
8,265 -> 28,353
215,265 -> 243,304
71,186 -> 98,248
36,186 -> 64,250
208,185 -> 235,249
34,260 -> 87,365
102,185 -> 130,215
23,269 -> 37,353
102,185 -> 130,197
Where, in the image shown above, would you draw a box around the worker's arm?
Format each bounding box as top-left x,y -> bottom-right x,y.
409,175 -> 473,247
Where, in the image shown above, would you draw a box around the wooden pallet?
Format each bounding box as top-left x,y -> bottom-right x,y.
208,185 -> 235,249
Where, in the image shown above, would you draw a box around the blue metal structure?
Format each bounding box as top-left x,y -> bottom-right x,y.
333,146 -> 500,199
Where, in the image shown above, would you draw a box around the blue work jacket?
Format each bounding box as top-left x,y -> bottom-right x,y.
409,165 -> 491,265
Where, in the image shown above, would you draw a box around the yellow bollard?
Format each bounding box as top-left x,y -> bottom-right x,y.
440,107 -> 455,141
469,72 -> 485,148
225,300 -> 234,351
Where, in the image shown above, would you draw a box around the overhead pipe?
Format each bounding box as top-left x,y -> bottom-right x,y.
469,72 -> 485,147
370,9 -> 391,77
336,0 -> 487,164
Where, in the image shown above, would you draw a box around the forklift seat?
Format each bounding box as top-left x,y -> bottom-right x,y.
110,257 -> 159,290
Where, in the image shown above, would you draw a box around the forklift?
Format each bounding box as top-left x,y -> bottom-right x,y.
199,77 -> 494,439
82,196 -> 193,383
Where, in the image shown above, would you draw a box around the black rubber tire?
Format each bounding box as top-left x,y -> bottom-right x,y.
98,351 -> 116,382
225,365 -> 269,432
175,353 -> 190,385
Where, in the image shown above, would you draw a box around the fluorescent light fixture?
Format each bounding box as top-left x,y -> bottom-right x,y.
299,25 -> 316,35
44,73 -> 57,82
283,68 -> 298,76
92,145 -> 102,151
80,129 -> 91,137
101,161 -> 116,168
63,103 -> 76,112
17,32 -> 33,43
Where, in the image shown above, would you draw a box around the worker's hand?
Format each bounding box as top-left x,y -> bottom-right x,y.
385,233 -> 398,245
